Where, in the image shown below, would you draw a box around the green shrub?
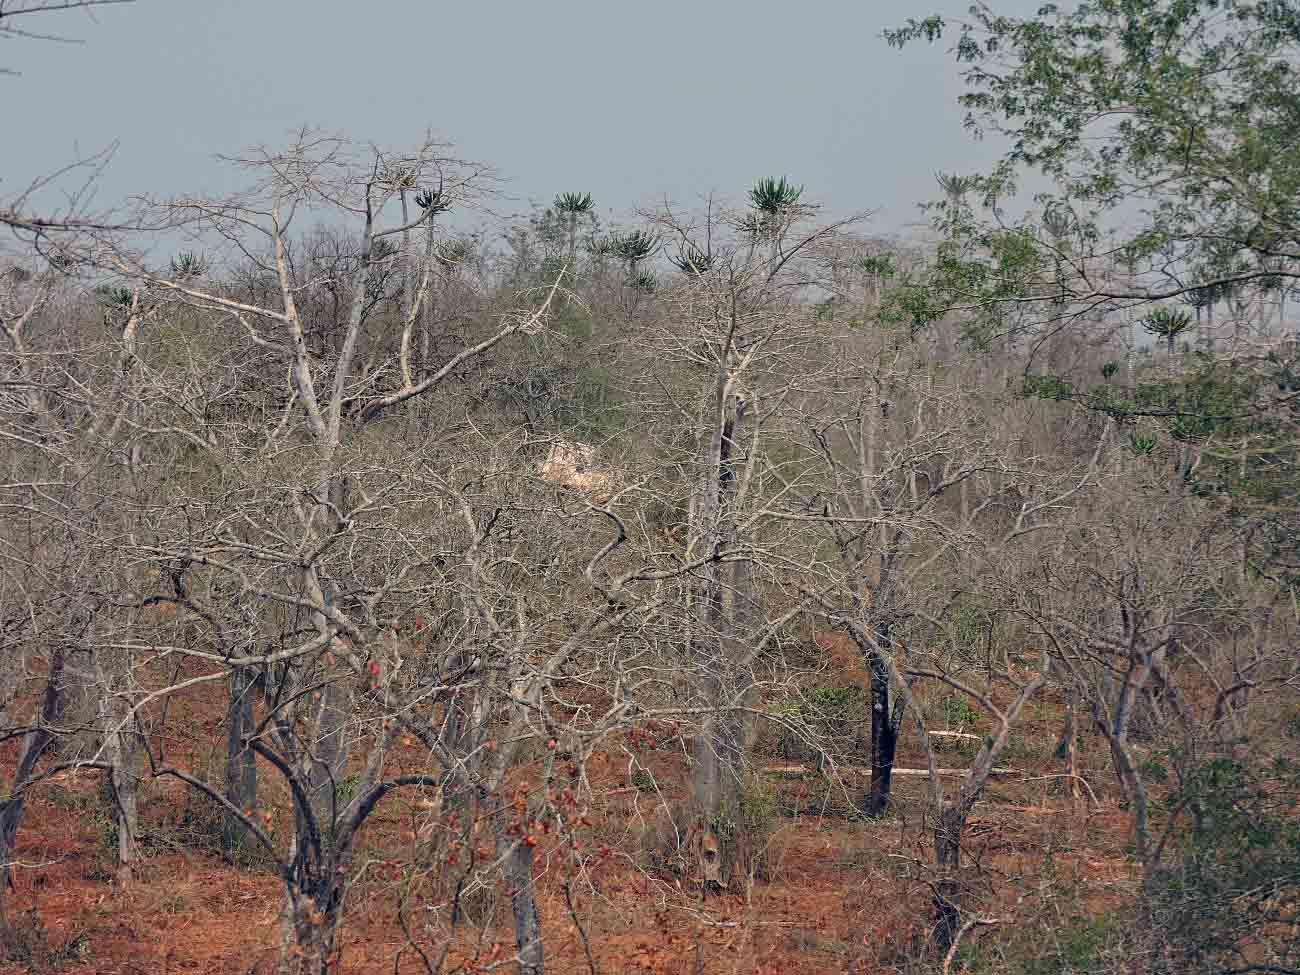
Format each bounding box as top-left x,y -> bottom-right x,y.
770,685 -> 868,763
1140,755 -> 1300,974
941,692 -> 981,729
631,768 -> 657,793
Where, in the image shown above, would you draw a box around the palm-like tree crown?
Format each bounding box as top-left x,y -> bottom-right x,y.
1041,202 -> 1075,241
670,246 -> 713,275
935,171 -> 978,201
609,230 -> 658,265
169,251 -> 207,280
555,192 -> 594,216
1142,306 -> 1195,354
415,188 -> 450,214
1141,307 -> 1193,339
748,177 -> 803,215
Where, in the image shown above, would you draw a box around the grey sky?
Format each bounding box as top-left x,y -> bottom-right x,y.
7,0 -> 1043,234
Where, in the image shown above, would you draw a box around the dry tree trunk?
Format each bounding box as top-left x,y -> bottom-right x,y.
95,664 -> 144,885
494,801 -> 543,975
223,665 -> 259,858
864,641 -> 900,817
931,803 -> 967,950
0,648 -> 66,923
689,379 -> 757,882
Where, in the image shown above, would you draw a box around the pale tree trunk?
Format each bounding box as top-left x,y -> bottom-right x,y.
921,661 -> 1050,954
107,735 -> 140,884
1054,688 -> 1080,802
305,678 -> 350,835
278,885 -> 342,975
495,802 -> 543,975
96,665 -> 143,885
689,369 -> 758,877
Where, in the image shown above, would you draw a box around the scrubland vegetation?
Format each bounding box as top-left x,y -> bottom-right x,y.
2,2 -> 1299,973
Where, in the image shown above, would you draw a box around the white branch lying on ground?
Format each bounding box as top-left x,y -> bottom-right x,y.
761,764 -> 1019,779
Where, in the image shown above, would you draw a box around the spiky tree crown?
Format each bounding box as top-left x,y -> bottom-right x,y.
859,254 -> 896,278
669,246 -> 713,275
935,171 -> 978,200
1041,203 -> 1075,241
609,230 -> 658,265
169,251 -> 207,279
748,177 -> 803,215
98,285 -> 134,308
555,192 -> 594,215
415,188 -> 450,214
1141,307 -> 1194,338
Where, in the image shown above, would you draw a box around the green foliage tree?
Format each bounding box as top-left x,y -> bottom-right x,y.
1144,756 -> 1300,975
885,0 -> 1300,576
886,2 -> 1300,295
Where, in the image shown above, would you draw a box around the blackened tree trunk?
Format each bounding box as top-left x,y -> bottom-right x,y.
0,648 -> 66,922
864,644 -> 899,817
849,605 -> 906,817
280,875 -> 344,975
931,804 -> 968,952
223,665 -> 259,859
1053,688 -> 1076,760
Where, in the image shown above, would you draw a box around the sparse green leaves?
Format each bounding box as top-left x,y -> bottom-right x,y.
97,284 -> 134,309
882,15 -> 946,48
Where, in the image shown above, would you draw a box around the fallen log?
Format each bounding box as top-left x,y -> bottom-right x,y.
761,764 -> 1017,779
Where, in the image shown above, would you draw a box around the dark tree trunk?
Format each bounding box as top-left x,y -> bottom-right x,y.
931,804 -> 968,952
864,647 -> 898,816
857,614 -> 904,818
1053,688 -> 1077,760
0,648 -> 66,923
223,665 -> 259,858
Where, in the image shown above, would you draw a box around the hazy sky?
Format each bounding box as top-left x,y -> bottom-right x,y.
6,0 -> 1043,234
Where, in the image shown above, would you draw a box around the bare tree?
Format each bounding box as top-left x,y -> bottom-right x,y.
0,0 -> 134,75
636,185 -> 870,881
